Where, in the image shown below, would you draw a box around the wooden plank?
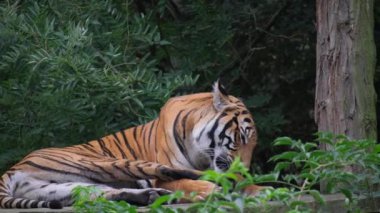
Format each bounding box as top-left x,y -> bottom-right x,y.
0,194 -> 378,213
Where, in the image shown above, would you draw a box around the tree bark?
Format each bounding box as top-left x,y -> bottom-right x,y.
315,0 -> 377,142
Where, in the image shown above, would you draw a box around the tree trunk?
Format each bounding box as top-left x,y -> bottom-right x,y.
315,0 -> 377,195
315,0 -> 377,142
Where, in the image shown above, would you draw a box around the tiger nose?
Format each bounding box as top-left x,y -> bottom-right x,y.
215,155 -> 230,171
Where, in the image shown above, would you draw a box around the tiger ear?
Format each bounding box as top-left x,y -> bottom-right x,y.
212,80 -> 230,111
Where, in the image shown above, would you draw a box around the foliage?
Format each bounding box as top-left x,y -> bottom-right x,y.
72,134 -> 380,213
0,0 -> 198,172
272,133 -> 380,197
271,133 -> 380,211
72,186 -> 138,213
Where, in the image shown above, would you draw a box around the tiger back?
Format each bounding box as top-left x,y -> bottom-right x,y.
0,81 -> 258,208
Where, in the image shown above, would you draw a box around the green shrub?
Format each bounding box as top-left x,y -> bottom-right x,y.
0,1 -> 198,172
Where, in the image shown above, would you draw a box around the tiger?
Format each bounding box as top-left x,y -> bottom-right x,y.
0,81 -> 259,209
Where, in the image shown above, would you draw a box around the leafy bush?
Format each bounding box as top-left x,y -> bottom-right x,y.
72,133 -> 380,213
0,1 -> 198,172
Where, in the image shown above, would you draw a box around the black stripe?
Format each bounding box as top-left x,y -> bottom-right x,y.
148,120 -> 156,144
173,110 -> 185,153
218,116 -> 239,147
13,182 -> 19,194
154,119 -> 160,161
146,180 -> 153,188
112,133 -> 123,145
81,144 -> 99,154
50,148 -> 99,158
243,118 -> 252,123
35,150 -> 74,159
162,149 -> 175,167
218,119 -> 234,140
208,116 -> 223,149
97,139 -> 116,158
181,110 -> 195,140
142,124 -> 148,155
135,164 -> 155,179
159,167 -> 200,180
42,201 -> 50,208
120,130 -> 137,159
241,134 -> 246,144
15,199 -> 23,208
218,82 -> 228,96
196,126 -> 206,141
118,162 -> 145,179
172,110 -> 196,168
112,136 -> 128,159
140,124 -> 145,136
20,181 -> 30,188
23,199 -> 31,208
160,117 -> 187,166
33,155 -> 94,175
10,198 -> 18,208
133,127 -> 143,157
30,200 -> 38,208
4,197 -> 13,208
207,113 -> 229,160
89,162 -> 118,179
23,161 -> 102,183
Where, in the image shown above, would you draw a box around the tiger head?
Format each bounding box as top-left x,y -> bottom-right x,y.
186,81 -> 257,172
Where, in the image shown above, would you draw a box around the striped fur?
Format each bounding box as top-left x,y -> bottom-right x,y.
0,81 -> 257,208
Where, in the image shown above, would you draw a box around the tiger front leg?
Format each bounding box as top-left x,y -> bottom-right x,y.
154,179 -> 219,202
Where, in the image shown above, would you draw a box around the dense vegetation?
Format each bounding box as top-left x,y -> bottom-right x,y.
0,0 -> 379,179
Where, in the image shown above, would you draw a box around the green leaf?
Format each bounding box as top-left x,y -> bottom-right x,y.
289,200 -> 307,209
374,144 -> 380,153
149,194 -> 171,209
269,151 -> 298,162
253,173 -> 278,183
273,137 -> 293,146
217,201 -> 241,212
304,142 -> 317,151
159,40 -> 171,45
273,162 -> 290,172
339,188 -> 353,202
308,190 -> 325,205
299,173 -> 315,182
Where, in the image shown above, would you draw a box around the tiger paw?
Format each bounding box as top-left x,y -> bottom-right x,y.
192,180 -> 220,199
243,185 -> 268,196
107,188 -> 172,206
156,179 -> 219,201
